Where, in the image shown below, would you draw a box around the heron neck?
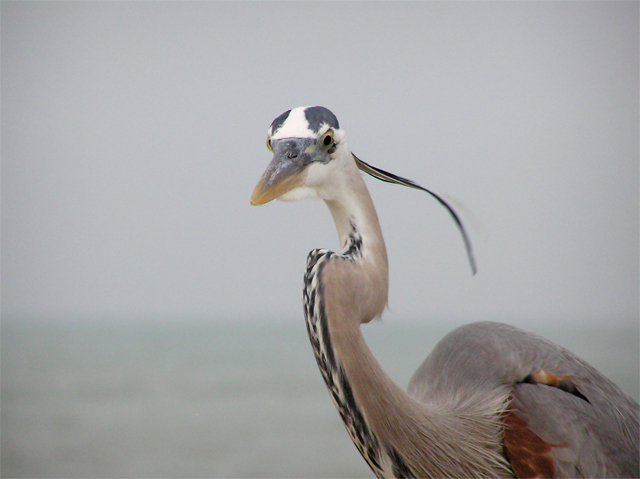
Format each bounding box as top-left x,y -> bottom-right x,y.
325,193 -> 385,259
323,153 -> 389,311
313,157 -> 508,478
316,162 -> 430,473
331,322 -> 431,472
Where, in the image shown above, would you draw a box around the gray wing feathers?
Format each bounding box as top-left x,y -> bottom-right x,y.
407,321 -> 639,478
514,383 -> 638,478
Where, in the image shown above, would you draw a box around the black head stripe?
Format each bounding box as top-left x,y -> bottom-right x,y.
269,109 -> 291,136
304,106 -> 339,132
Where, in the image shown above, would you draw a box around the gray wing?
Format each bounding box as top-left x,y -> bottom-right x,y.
510,382 -> 637,478
407,321 -> 639,478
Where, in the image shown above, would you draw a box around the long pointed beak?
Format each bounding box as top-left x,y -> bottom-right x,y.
250,163 -> 305,205
250,138 -> 316,205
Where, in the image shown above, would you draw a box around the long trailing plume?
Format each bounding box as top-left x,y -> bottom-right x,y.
353,154 -> 477,276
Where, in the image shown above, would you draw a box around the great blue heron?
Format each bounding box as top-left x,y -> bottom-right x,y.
250,106 -> 639,478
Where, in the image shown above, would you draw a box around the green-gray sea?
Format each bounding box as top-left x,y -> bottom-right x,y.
2,318 -> 638,478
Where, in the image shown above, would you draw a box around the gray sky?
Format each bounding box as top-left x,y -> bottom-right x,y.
2,2 -> 638,330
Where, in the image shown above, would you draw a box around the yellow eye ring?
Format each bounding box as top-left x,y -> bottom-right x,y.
266,137 -> 273,151
322,130 -> 334,147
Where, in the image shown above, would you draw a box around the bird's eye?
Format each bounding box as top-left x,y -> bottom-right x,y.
322,131 -> 334,147
266,137 -> 273,151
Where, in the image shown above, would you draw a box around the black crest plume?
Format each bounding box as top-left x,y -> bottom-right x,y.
353,154 -> 477,275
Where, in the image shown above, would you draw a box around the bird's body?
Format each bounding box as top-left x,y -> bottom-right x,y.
251,106 -> 639,478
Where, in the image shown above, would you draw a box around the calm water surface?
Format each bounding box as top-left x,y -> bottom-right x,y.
2,318 -> 638,478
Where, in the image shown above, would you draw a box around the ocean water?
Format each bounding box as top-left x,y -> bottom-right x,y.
2,318 -> 638,478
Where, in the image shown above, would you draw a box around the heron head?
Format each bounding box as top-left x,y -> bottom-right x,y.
251,106 -> 346,205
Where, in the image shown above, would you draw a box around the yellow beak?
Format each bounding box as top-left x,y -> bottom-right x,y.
250,137 -> 318,205
250,168 -> 305,205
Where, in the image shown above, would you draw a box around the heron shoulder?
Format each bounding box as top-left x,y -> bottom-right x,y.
408,321 -> 600,403
408,322 -> 639,439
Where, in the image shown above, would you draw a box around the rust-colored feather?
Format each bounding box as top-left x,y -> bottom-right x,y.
503,408 -> 556,478
503,389 -> 572,479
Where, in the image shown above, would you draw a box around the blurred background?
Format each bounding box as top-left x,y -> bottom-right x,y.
2,2 -> 638,477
